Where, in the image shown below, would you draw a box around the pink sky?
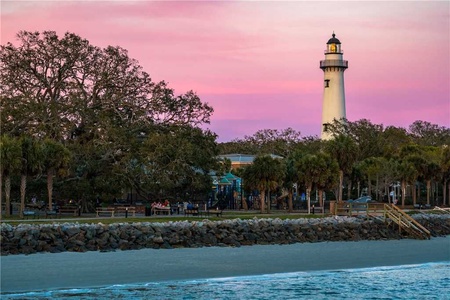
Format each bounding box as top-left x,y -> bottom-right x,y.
1,1 -> 449,142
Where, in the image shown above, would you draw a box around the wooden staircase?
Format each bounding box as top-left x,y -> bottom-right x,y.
384,204 -> 431,240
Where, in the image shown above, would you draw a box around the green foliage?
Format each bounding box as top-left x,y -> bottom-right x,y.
325,134 -> 358,175
219,128 -> 302,157
0,135 -> 22,216
381,126 -> 412,159
409,121 -> 450,147
0,135 -> 22,176
218,119 -> 449,207
241,155 -> 285,213
1,31 -> 217,206
293,152 -> 338,211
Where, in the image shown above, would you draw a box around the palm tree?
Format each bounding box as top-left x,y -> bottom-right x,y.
400,144 -> 425,206
357,157 -> 385,200
440,146 -> 450,206
325,134 -> 358,202
397,159 -> 418,207
42,139 -> 71,210
315,153 -> 339,209
242,155 -> 285,213
296,154 -> 327,214
406,155 -> 427,205
414,146 -> 441,205
422,161 -> 440,205
19,136 -> 43,217
283,156 -> 297,213
379,158 -> 398,203
402,145 -> 441,206
0,135 -> 22,217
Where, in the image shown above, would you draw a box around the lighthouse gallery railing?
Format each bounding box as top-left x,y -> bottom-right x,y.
320,60 -> 348,68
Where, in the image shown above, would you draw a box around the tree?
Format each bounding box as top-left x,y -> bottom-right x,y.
440,146 -> 450,206
420,153 -> 441,205
409,121 -> 450,147
1,31 -> 215,206
400,144 -> 440,206
325,134 -> 358,202
295,154 -> 315,214
350,163 -> 364,199
1,31 -> 98,140
314,153 -> 339,209
381,126 -> 412,159
347,119 -> 384,161
295,153 -> 335,214
283,156 -> 298,213
122,126 -> 220,201
241,155 -> 285,213
0,135 -> 22,217
357,157 -> 384,200
397,159 -> 418,207
19,136 -> 43,217
42,139 -> 71,210
219,128 -> 302,157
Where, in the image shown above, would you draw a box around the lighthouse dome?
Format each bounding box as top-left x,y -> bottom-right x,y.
327,33 -> 341,44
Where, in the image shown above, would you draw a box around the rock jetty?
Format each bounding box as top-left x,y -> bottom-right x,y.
1,215 -> 449,255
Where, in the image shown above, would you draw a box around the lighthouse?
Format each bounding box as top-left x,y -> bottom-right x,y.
320,32 -> 348,140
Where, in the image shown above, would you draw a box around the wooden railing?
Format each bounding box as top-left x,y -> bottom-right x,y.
332,201 -> 384,218
331,201 -> 431,240
433,206 -> 450,214
383,204 -> 430,240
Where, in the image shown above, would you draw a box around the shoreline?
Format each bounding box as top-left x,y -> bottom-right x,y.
1,237 -> 449,293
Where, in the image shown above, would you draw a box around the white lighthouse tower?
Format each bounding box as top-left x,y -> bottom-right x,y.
320,32 -> 348,140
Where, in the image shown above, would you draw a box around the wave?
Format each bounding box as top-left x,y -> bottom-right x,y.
3,262 -> 449,300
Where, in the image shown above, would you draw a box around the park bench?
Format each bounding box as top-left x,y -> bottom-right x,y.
58,206 -> 80,216
204,208 -> 223,217
311,206 -> 324,214
115,206 -> 136,217
22,210 -> 38,219
184,208 -> 199,216
45,210 -> 59,219
25,203 -> 45,210
152,207 -> 171,215
96,207 -> 115,217
414,204 -> 432,210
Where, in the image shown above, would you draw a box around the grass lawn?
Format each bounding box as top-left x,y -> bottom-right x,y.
1,209 -> 440,226
1,211 -> 326,225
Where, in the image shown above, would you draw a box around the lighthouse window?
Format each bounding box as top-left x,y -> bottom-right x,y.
324,79 -> 330,88
323,123 -> 329,132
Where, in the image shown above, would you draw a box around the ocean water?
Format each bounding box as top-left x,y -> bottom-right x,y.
2,262 -> 449,300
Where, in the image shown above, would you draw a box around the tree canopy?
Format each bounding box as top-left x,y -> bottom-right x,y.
1,31 -> 217,205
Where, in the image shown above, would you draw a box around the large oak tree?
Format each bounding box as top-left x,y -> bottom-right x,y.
1,31 -> 216,205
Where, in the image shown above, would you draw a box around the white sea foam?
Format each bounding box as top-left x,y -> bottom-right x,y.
2,262 -> 449,300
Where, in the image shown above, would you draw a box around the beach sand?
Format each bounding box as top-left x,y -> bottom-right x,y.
1,237 -> 449,293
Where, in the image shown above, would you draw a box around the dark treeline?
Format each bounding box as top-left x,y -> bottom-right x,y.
220,121 -> 450,213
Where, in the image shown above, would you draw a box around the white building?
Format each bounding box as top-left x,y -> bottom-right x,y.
320,32 -> 348,140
